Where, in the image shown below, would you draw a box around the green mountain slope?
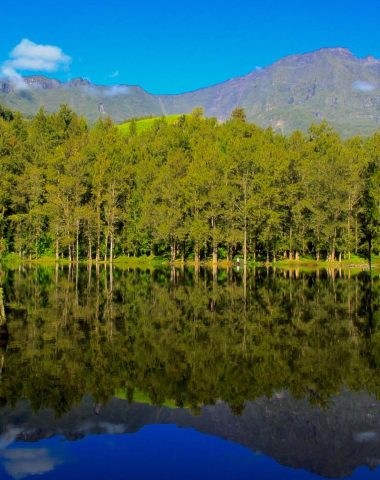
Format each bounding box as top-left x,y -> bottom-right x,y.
118,114 -> 184,134
1,48 -> 380,135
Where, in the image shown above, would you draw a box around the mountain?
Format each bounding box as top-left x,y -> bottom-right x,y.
2,391 -> 380,477
1,47 -> 380,135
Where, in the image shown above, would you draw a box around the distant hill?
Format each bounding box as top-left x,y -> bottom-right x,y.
118,114 -> 184,134
2,48 -> 380,135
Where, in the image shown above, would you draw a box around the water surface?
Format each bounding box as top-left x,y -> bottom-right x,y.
0,266 -> 379,479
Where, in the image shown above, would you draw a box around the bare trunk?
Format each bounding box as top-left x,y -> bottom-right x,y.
110,231 -> 114,264
194,242 -> 200,265
243,214 -> 247,268
76,220 -> 79,264
0,288 -> 5,326
212,243 -> 218,265
211,216 -> 217,265
347,194 -> 351,260
170,239 -> 176,263
88,239 -> 92,262
355,216 -> 358,255
243,180 -> 248,268
104,232 -> 108,263
96,204 -> 101,263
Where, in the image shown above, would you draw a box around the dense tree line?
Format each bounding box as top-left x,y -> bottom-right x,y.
0,104 -> 379,264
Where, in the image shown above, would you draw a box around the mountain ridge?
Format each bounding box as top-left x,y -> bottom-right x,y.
1,47 -> 380,135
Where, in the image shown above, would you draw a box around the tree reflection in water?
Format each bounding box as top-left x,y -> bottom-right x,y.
0,265 -> 379,415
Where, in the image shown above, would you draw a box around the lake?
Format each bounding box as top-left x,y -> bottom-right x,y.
0,265 -> 379,479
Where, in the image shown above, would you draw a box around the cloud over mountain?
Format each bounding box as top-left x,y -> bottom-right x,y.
6,39 -> 71,72
1,39 -> 71,90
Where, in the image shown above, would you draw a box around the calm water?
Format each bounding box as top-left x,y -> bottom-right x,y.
0,265 -> 379,479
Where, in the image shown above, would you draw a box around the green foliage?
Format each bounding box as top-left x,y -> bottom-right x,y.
0,104 -> 379,263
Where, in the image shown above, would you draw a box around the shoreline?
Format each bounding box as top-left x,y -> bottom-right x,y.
1,255 -> 379,270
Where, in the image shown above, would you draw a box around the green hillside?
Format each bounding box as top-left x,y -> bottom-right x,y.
118,114 -> 184,134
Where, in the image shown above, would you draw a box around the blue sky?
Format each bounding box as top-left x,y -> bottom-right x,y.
1,0 -> 380,93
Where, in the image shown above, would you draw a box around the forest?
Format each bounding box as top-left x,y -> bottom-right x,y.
0,104 -> 379,264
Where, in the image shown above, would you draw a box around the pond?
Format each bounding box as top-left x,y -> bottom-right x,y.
0,265 -> 379,479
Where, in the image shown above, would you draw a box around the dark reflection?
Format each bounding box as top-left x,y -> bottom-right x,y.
1,391 -> 380,478
0,266 -> 380,413
0,266 -> 379,477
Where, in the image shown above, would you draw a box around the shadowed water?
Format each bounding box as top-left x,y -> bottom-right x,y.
0,265 -> 379,479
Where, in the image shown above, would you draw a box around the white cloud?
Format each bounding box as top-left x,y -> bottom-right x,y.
103,85 -> 130,97
7,39 -> 71,72
352,80 -> 376,92
0,67 -> 28,91
109,70 -> 120,78
76,84 -> 129,98
0,39 -> 71,90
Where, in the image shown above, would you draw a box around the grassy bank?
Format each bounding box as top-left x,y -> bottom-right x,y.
1,253 -> 379,270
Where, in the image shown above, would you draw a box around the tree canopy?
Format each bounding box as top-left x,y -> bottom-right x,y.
0,105 -> 379,263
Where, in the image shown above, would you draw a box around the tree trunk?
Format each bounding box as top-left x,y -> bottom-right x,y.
212,243 -> 218,265
355,217 -> 358,255
368,234 -> 372,271
0,288 -> 6,326
194,242 -> 200,265
211,216 -> 217,265
96,204 -> 101,263
110,231 -> 114,264
104,232 -> 108,263
243,178 -> 248,268
243,214 -> 247,268
76,220 -> 79,264
88,238 -> 92,262
170,238 -> 176,263
347,194 -> 351,260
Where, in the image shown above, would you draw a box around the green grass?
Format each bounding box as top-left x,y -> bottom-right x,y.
118,114 -> 184,135
115,388 -> 179,408
2,253 -> 379,270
